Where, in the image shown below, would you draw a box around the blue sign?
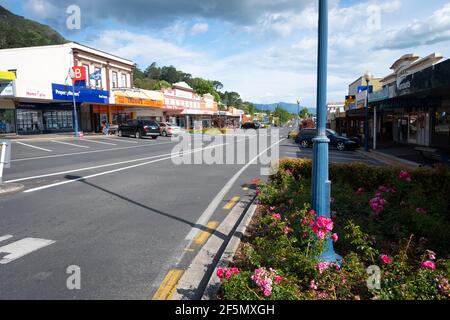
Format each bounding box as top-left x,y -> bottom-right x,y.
90,69 -> 102,81
357,85 -> 373,94
52,83 -> 109,104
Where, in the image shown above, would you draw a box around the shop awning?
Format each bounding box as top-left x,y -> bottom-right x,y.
0,71 -> 16,81
113,89 -> 164,108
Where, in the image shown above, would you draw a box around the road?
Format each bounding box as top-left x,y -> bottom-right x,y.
0,129 -> 382,299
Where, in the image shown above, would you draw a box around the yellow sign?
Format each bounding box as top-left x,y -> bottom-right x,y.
0,71 -> 16,81
115,95 -> 163,108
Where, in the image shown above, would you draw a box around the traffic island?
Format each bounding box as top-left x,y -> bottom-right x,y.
0,183 -> 25,196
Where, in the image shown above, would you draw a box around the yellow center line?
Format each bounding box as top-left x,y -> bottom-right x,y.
152,269 -> 185,300
193,221 -> 220,246
223,196 -> 241,210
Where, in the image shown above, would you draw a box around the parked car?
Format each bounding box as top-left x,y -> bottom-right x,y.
295,128 -> 359,151
159,122 -> 182,137
117,120 -> 160,139
242,122 -> 260,130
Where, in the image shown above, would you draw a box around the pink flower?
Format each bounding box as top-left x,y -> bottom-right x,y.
332,233 -> 339,243
342,278 -> 348,284
217,268 -> 225,279
251,268 -> 281,297
310,216 -> 334,240
421,261 -> 436,270
356,187 -> 365,194
284,226 -> 293,235
275,276 -> 284,284
380,254 -> 393,265
310,280 -> 318,290
426,250 -> 437,261
398,171 -> 412,182
416,208 -> 427,215
230,267 -> 240,275
272,213 -> 281,220
317,262 -> 332,274
369,196 -> 386,215
285,169 -> 293,175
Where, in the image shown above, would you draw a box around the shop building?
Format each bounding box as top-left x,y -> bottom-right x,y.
0,42 -> 134,134
368,53 -> 450,150
0,70 -> 16,135
162,82 -> 218,129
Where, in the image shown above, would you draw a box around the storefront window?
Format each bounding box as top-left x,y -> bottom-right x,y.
435,111 -> 449,134
409,113 -> 418,142
0,109 -> 15,134
43,111 -> 73,131
16,110 -> 42,133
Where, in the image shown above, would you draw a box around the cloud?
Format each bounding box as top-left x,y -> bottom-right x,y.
191,22 -> 209,35
25,0 -> 315,29
376,3 -> 450,49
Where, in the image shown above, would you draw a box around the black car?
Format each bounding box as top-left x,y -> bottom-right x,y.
117,120 -> 160,139
295,129 -> 359,151
242,122 -> 260,130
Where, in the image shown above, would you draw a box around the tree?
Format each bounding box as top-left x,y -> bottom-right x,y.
273,106 -> 291,125
153,80 -> 172,90
145,62 -> 161,80
160,66 -> 181,84
299,107 -> 310,119
212,81 -> 223,91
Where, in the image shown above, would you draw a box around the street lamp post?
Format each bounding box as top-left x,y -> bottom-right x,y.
364,72 -> 372,152
297,99 -> 301,130
311,0 -> 341,263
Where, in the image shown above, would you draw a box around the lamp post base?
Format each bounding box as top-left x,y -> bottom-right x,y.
320,239 -> 343,265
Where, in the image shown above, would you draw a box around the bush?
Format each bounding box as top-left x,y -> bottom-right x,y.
218,160 -> 450,300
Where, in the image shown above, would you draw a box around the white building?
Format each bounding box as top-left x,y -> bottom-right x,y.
0,42 -> 134,134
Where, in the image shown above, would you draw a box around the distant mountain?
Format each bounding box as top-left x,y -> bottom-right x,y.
0,5 -> 67,49
254,102 -> 316,115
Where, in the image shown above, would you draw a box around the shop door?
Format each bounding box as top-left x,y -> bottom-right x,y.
397,117 -> 408,143
417,113 -> 430,146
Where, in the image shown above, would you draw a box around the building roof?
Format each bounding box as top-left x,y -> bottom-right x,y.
173,82 -> 194,91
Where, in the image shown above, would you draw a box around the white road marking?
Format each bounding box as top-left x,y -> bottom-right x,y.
0,235 -> 13,243
16,142 -> 53,152
185,137 -> 286,240
6,150 -> 191,183
0,238 -> 55,265
82,139 -> 117,146
11,141 -> 177,162
103,137 -> 139,144
50,140 -> 90,149
24,141 -> 233,193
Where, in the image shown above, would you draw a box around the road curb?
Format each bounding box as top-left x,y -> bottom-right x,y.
0,183 -> 25,196
201,201 -> 258,300
356,150 -> 420,169
170,197 -> 257,300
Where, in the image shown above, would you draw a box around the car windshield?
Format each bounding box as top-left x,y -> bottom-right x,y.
327,129 -> 339,137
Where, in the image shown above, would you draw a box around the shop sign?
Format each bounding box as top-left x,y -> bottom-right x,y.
115,95 -> 163,108
25,88 -> 48,98
0,81 -> 15,97
52,83 -> 109,104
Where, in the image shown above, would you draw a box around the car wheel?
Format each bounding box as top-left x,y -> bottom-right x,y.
118,130 -> 123,137
135,131 -> 141,139
337,142 -> 346,151
162,131 -> 168,137
301,140 -> 309,149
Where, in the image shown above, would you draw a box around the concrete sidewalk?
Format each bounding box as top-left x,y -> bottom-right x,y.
357,148 -> 421,170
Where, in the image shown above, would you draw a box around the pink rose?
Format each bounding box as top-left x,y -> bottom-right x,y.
421,261 -> 436,270
217,267 -> 225,279
310,280 -> 318,290
380,254 -> 393,265
272,213 -> 281,220
332,233 -> 339,243
275,276 -> 284,284
356,187 -> 365,194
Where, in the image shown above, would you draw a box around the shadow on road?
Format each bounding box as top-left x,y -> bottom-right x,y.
65,175 -> 228,241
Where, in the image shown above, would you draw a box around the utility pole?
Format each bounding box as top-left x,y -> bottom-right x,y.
311,0 -> 341,263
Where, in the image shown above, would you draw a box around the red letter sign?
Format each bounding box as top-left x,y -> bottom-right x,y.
72,66 -> 86,83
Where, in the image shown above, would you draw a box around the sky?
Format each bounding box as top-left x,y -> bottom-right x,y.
1,0 -> 450,108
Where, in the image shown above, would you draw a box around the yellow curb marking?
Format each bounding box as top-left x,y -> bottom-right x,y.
223,196 -> 240,210
152,269 -> 185,300
193,221 -> 220,246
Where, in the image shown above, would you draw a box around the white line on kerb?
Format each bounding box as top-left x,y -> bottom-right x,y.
23,142 -> 232,193
16,142 -> 53,152
185,137 -> 286,240
50,140 -> 90,149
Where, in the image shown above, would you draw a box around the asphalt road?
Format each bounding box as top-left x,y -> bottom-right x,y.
0,129 -> 382,299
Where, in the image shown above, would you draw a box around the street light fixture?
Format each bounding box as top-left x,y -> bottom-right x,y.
364,71 -> 372,152
311,0 -> 341,264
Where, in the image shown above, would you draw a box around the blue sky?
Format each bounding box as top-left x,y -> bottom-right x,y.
1,0 -> 450,108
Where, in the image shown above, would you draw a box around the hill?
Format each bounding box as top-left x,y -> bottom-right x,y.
0,5 -> 67,49
254,102 -> 316,115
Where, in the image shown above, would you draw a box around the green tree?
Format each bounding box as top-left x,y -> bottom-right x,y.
153,80 -> 172,90
273,106 -> 291,125
299,107 -> 310,119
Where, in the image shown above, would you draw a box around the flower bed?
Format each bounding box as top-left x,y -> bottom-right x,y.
217,160 -> 450,300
